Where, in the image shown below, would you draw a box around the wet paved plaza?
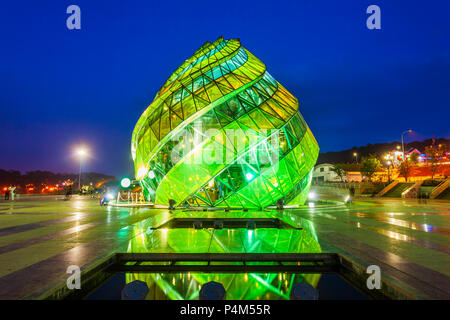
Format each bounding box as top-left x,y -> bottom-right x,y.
0,195 -> 448,299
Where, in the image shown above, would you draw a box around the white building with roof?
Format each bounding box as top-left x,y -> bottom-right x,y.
312,163 -> 342,182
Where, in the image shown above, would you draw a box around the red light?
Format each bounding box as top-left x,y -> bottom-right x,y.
2,187 -> 7,191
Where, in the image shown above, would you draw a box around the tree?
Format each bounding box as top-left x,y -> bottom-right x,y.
425,145 -> 444,180
360,155 -> 381,182
331,164 -> 346,182
409,151 -> 419,164
399,160 -> 412,182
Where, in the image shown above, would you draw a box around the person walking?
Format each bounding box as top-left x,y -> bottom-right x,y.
8,185 -> 16,201
88,183 -> 95,198
4,187 -> 9,200
350,186 -> 355,197
64,184 -> 73,200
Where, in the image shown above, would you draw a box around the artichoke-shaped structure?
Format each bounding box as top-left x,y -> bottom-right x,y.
131,37 -> 319,208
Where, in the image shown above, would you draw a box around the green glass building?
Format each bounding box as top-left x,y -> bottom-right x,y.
131,37 -> 319,208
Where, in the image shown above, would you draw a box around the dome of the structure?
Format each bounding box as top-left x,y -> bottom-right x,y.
131,37 -> 319,208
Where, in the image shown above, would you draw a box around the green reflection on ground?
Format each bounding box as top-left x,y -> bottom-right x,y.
125,210 -> 321,300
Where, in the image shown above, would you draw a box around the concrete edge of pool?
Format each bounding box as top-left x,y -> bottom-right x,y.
25,252 -> 428,300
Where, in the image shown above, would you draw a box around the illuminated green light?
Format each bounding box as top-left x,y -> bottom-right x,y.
120,177 -> 131,188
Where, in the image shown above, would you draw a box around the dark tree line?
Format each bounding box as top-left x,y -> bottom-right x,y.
0,169 -> 116,188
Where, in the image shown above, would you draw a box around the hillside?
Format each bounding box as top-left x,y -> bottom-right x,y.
317,138 -> 450,165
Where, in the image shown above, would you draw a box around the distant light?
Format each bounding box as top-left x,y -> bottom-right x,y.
106,193 -> 114,200
148,170 -> 155,179
308,202 -> 315,208
345,195 -> 350,202
75,148 -> 88,159
308,192 -> 317,200
121,178 -> 131,188
245,172 -> 254,181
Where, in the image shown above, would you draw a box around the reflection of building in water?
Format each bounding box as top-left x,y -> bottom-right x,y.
124,211 -> 322,300
126,272 -> 320,300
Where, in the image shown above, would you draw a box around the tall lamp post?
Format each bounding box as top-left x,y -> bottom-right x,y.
75,148 -> 88,191
401,130 -> 413,162
386,160 -> 392,183
353,152 -> 358,163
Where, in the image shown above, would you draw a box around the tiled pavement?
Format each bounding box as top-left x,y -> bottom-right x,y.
0,195 -> 448,299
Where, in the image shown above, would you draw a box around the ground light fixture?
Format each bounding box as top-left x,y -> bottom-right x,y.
308,192 -> 317,200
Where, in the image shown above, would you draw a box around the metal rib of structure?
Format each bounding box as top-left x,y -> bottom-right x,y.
131,37 -> 319,208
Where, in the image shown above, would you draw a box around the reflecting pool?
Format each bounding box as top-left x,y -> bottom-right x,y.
124,210 -> 322,300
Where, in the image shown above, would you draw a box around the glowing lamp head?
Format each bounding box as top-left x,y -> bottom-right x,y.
75,147 -> 88,159
245,172 -> 254,181
147,170 -> 155,179
120,178 -> 131,188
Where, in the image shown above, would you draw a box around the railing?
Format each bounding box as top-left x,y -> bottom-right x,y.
430,179 -> 450,199
376,180 -> 399,197
108,253 -> 340,273
401,180 -> 423,198
117,192 -> 147,204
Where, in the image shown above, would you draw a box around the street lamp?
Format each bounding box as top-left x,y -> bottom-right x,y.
401,130 -> 413,162
75,148 -> 88,191
386,160 -> 392,183
353,152 -> 358,163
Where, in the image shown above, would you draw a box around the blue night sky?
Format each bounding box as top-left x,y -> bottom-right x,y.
1,0 -> 449,177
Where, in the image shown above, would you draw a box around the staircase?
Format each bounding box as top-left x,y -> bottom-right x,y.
383,182 -> 414,198
436,187 -> 450,200
430,179 -> 450,199
401,180 -> 423,198
376,181 -> 399,197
